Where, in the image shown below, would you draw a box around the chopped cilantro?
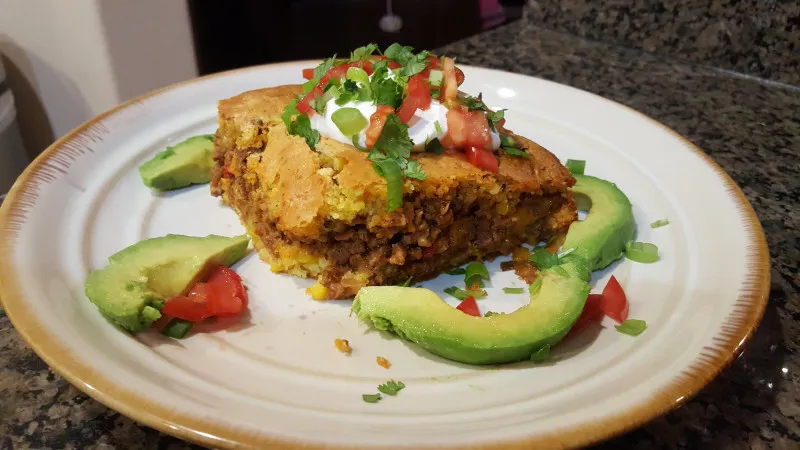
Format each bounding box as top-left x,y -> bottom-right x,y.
615,319 -> 647,336
372,77 -> 403,108
503,147 -> 530,158
431,90 -> 440,99
403,159 -> 426,180
484,311 -> 505,317
362,393 -> 382,403
384,43 -> 416,65
377,380 -> 406,396
289,114 -> 320,149
335,81 -> 358,106
399,55 -> 430,77
530,344 -> 551,362
425,138 -> 445,155
486,109 -> 505,131
371,158 -> 404,212
446,268 -> 466,275
305,56 -> 336,93
374,114 -> 413,160
529,248 -> 560,269
463,94 -> 487,111
502,287 -> 525,294
323,77 -> 341,91
350,43 -> 379,61
281,98 -> 300,128
443,286 -> 486,300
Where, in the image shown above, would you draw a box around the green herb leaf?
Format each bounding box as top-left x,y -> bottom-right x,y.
615,319 -> 647,336
162,319 -> 192,339
371,158 -> 404,212
374,114 -> 413,159
502,287 -> 525,294
396,277 -> 413,287
289,114 -> 321,149
464,262 -> 490,287
484,311 -> 506,317
372,78 -> 403,108
384,43 -> 415,65
399,55 -> 430,78
529,248 -> 560,269
463,94 -> 487,111
402,159 -> 426,180
305,57 -> 336,93
324,77 -> 341,91
446,268 -> 466,275
565,159 -> 586,175
443,286 -> 486,300
425,137 -> 445,155
503,147 -> 530,158
499,134 -> 516,147
486,109 -> 505,131
281,98 -> 300,128
650,218 -> 670,229
377,380 -> 406,396
362,393 -> 382,403
350,43 -> 379,61
530,344 -> 551,362
625,241 -> 659,263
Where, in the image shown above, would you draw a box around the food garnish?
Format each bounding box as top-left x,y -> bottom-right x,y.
625,241 -> 659,263
502,287 -> 525,294
650,218 -> 670,228
377,380 -> 406,396
443,286 -> 487,300
362,393 -> 382,403
377,356 -> 391,369
565,159 -> 586,175
615,319 -> 647,336
455,296 -> 481,317
335,338 -> 353,355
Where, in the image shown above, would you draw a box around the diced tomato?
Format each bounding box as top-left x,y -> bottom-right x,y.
296,86 -> 323,115
302,68 -> 314,80
456,296 -> 481,317
161,266 -> 248,323
568,294 -> 604,336
425,55 -> 441,70
397,75 -> 432,123
599,275 -> 629,323
365,105 -> 395,148
440,57 -> 458,102
455,67 -> 465,86
466,146 -> 499,173
441,106 -> 493,150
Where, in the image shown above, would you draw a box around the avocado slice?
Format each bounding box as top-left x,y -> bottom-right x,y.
563,175 -> 635,271
352,174 -> 637,365
138,135 -> 214,191
85,234 -> 250,332
353,270 -> 590,365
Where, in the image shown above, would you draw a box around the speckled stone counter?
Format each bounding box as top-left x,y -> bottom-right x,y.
2,21 -> 798,450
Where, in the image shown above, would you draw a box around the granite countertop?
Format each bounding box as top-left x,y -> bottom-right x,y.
1,20 -> 798,449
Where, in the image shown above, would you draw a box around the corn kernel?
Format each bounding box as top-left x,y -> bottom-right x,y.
307,282 -> 328,300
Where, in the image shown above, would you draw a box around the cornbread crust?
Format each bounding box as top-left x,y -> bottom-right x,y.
211,85 -> 577,298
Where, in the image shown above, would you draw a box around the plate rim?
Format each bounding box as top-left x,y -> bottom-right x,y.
0,61 -> 770,449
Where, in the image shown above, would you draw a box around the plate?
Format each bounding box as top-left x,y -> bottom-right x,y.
0,62 -> 769,449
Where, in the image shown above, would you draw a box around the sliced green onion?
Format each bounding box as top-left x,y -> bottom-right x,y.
464,262 -> 490,286
650,218 -> 670,229
315,86 -> 339,113
434,120 -> 443,136
331,107 -> 367,136
396,276 -> 413,287
625,241 -> 659,263
502,287 -> 525,294
428,69 -> 443,87
162,319 -> 192,339
500,134 -> 516,147
372,158 -> 404,212
302,78 -> 317,92
529,248 -> 559,269
324,77 -> 341,91
615,319 -> 647,336
346,66 -> 370,85
352,135 -> 367,151
443,286 -> 486,300
557,247 -> 575,258
530,344 -> 551,362
446,268 -> 466,275
565,159 -> 586,175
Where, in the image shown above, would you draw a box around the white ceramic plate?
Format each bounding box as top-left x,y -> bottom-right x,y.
0,63 -> 769,449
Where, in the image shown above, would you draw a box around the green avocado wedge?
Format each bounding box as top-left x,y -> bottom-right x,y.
353,270 -> 590,365
351,174 -> 636,365
85,234 -> 250,332
138,135 -> 214,191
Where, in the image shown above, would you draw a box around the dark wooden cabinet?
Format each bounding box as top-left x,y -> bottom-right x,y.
188,0 -> 520,74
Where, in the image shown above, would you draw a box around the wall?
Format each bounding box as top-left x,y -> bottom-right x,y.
0,0 -> 198,158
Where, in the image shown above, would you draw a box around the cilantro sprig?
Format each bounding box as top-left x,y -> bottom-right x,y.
377,380 -> 406,396
368,114 -> 425,211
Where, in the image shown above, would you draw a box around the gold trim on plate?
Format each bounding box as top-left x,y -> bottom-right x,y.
0,63 -> 770,449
